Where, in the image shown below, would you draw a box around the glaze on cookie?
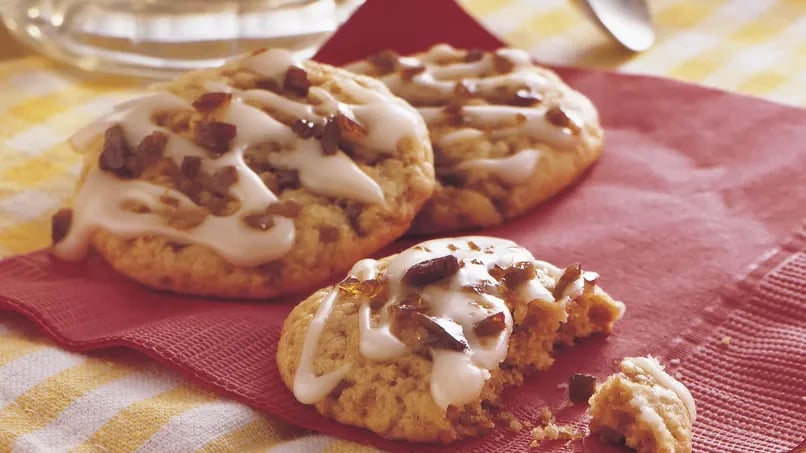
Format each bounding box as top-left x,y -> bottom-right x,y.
277,236 -> 624,442
51,49 -> 434,299
347,44 -> 603,234
589,356 -> 696,453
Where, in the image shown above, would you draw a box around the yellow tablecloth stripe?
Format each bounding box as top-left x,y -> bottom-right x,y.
1,0 -> 806,451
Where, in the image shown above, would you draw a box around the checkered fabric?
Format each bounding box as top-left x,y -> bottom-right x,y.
2,0 -> 806,451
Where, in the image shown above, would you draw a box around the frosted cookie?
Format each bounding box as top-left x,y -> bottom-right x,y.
276,236 -> 624,442
49,49 -> 434,299
589,356 -> 696,453
346,44 -> 603,234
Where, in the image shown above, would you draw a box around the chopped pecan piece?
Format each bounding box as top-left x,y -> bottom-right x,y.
255,78 -> 281,92
453,80 -> 473,98
401,65 -> 426,81
392,302 -> 468,352
194,120 -> 236,155
135,131 -> 169,167
464,48 -> 485,62
159,194 -> 180,208
321,116 -> 340,155
180,156 -> 202,179
265,200 -> 302,218
545,106 -> 580,133
242,212 -> 274,231
99,125 -> 134,177
339,276 -> 387,299
318,225 -> 340,243
192,92 -> 232,113
493,53 -> 516,73
291,118 -> 323,139
553,263 -> 582,299
334,113 -> 367,143
284,66 -> 311,97
511,89 -> 542,107
467,241 -> 481,251
51,208 -> 73,244
499,261 -> 536,288
343,202 -> 364,236
167,209 -> 207,230
275,169 -> 301,191
368,49 -> 400,73
402,255 -> 461,286
474,312 -> 506,337
568,373 -> 597,403
211,165 -> 238,195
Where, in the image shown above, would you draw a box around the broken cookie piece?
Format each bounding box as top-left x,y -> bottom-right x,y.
589,356 -> 696,453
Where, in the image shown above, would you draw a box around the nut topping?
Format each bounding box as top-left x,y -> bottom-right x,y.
318,225 -> 340,243
453,80 -> 473,98
402,255 -> 461,286
265,200 -> 302,218
242,211 -> 275,231
136,131 -> 169,167
465,49 -> 485,62
192,92 -> 232,113
334,112 -> 367,143
568,373 -> 597,403
511,89 -> 542,107
499,261 -> 536,288
493,54 -> 516,73
553,263 -> 582,299
392,300 -> 468,353
320,116 -> 340,155
545,106 -> 581,133
99,125 -> 133,177
180,156 -> 202,179
51,208 -> 73,244
284,66 -> 311,97
166,208 -> 208,230
474,312 -> 506,337
368,49 -> 400,73
291,118 -> 324,139
211,165 -> 238,195
194,120 -> 236,155
401,65 -> 426,81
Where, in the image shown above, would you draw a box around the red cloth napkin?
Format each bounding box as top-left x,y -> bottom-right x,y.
1,1 -> 805,451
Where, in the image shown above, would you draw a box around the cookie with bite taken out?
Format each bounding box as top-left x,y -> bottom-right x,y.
276,236 -> 624,442
49,48 -> 435,299
346,44 -> 603,235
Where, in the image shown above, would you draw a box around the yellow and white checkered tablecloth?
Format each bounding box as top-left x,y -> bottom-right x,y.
2,0 -> 806,451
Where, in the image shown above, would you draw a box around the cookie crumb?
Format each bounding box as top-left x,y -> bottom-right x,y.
529,408 -> 583,448
674,372 -> 683,379
720,336 -> 732,348
494,411 -> 525,433
669,358 -> 681,366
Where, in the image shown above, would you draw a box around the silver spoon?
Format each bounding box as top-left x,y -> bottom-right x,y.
572,0 -> 655,52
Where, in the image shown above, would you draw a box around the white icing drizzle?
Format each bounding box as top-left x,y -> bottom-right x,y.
629,392 -> 676,445
457,149 -> 541,186
418,105 -> 577,149
293,288 -> 352,404
292,236 -> 580,411
56,49 -> 426,265
626,356 -> 697,423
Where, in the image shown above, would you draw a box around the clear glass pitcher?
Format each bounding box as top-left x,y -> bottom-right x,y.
0,0 -> 363,78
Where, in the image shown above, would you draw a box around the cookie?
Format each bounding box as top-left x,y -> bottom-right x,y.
50,48 -> 435,299
346,44 -> 603,235
589,356 -> 696,453
276,236 -> 624,442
